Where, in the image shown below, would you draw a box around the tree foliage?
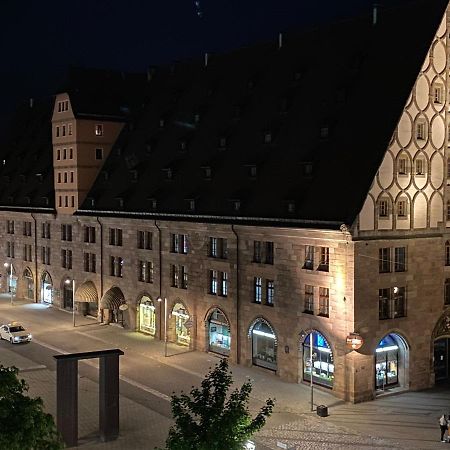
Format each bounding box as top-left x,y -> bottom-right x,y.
161,358 -> 274,450
0,365 -> 63,450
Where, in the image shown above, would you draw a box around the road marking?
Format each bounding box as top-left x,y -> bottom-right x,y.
32,337 -> 171,402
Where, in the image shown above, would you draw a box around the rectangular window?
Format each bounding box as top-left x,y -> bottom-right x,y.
61,249 -> 72,269
57,173 -> 61,183
318,287 -> 329,317
304,245 -> 314,270
171,264 -> 179,287
6,220 -> 14,234
379,199 -> 389,218
23,244 -> 32,262
110,256 -> 123,277
181,265 -> 188,289
109,228 -> 123,246
446,243 -> 450,266
6,242 -> 15,258
57,149 -> 61,160
447,158 -> 450,179
221,272 -> 228,297
253,241 -> 262,263
394,247 -> 406,272
445,279 -> 450,306
171,233 -> 188,254
379,248 -> 391,273
433,85 -> 443,103
209,270 -> 218,294
68,124 -> 73,136
415,159 -> 424,175
266,280 -> 275,305
41,222 -> 51,239
95,124 -> 103,136
23,221 -> 32,237
83,253 -> 96,273
393,287 -> 406,318
208,237 -> 228,259
265,241 -> 274,264
379,288 -> 390,319
416,122 -> 425,140
63,148 -> 67,160
398,158 -> 407,175
304,285 -> 314,314
42,246 -> 50,265
210,237 -> 218,257
138,261 -> 154,283
318,247 -> 329,272
95,148 -> 103,160
397,200 -> 407,217
137,230 -> 152,250
379,287 -> 407,319
254,277 -> 262,303
83,226 -> 96,243
61,224 -> 73,241
56,126 -> 60,137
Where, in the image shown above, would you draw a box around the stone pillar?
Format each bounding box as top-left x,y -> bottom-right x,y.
99,354 -> 120,442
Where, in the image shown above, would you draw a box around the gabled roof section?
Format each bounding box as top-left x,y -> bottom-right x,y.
0,98 -> 54,211
70,0 -> 447,226
60,67 -> 148,121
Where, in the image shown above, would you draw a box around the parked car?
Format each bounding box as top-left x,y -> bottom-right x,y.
0,322 -> 32,344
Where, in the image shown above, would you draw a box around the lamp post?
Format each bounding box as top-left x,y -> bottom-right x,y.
4,262 -> 13,306
157,296 -> 168,357
65,278 -> 76,327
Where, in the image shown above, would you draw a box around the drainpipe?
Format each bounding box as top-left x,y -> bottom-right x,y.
95,217 -> 104,299
154,220 -> 163,340
31,213 -> 38,302
231,224 -> 240,364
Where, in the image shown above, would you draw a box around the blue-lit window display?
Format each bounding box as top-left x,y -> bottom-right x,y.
251,320 -> 277,371
303,331 -> 334,388
375,334 -> 399,389
208,309 -> 230,356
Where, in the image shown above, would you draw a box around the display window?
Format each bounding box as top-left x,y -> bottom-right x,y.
303,331 -> 334,388
24,269 -> 34,299
208,309 -> 230,356
139,296 -> 156,336
251,320 -> 277,371
375,334 -> 399,389
41,272 -> 53,304
172,303 -> 190,346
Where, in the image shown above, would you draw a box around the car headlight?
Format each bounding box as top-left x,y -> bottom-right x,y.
13,336 -> 20,342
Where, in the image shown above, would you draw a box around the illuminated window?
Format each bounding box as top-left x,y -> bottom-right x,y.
254,277 -> 262,303
95,124 -> 103,136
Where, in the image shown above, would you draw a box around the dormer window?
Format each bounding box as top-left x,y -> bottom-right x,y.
320,125 -> 329,139
24,196 -> 30,205
303,163 -> 313,176
188,199 -> 195,211
233,200 -> 241,212
42,196 -> 49,206
95,124 -> 103,136
102,171 -> 109,181
219,137 -> 227,148
264,132 -> 272,144
88,197 -> 95,208
203,166 -> 212,180
248,165 -> 257,178
116,198 -> 124,208
149,198 -> 157,210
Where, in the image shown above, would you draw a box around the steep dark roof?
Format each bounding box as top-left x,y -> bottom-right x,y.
0,98 -> 55,211
62,67 -> 148,121
78,0 -> 448,227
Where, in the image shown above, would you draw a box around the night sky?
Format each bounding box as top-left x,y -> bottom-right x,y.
1,0 -> 408,137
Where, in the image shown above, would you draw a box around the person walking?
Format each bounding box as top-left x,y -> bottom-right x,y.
439,414 -> 448,442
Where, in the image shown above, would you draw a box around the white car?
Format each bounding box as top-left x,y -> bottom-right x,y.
0,322 -> 32,344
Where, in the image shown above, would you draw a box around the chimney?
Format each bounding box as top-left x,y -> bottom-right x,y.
372,4 -> 379,26
204,52 -> 209,68
29,98 -> 34,108
278,32 -> 283,49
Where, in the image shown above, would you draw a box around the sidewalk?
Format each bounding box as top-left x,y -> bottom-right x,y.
0,296 -> 449,449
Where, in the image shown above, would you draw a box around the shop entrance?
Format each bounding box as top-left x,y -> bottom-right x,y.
63,282 -> 73,310
40,272 -> 53,304
207,308 -> 230,356
375,333 -> 408,391
23,268 -> 34,300
434,338 -> 450,383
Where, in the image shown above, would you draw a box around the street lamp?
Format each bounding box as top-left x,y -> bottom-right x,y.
4,262 -> 13,306
65,278 -> 76,327
300,329 -> 314,412
157,296 -> 168,357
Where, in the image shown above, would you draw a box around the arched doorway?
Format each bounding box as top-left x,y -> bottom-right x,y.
170,303 -> 190,346
40,272 -> 53,304
23,268 -> 34,300
75,281 -> 98,317
301,330 -> 334,388
432,314 -> 450,383
62,279 -> 73,310
375,333 -> 408,391
249,318 -> 277,371
139,296 -> 156,336
100,287 -> 126,325
207,308 -> 230,356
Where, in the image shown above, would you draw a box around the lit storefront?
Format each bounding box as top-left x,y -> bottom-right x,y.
23,268 -> 34,300
208,308 -> 230,356
172,303 -> 190,346
375,334 -> 399,390
139,296 -> 156,336
303,331 -> 334,388
251,319 -> 277,371
40,272 -> 53,304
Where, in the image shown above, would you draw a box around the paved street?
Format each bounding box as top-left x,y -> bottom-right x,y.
0,295 -> 449,449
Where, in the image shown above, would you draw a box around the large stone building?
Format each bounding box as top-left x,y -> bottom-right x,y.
1,0 -> 449,402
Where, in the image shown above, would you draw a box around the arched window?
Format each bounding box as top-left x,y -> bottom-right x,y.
375,334 -> 408,390
172,303 -> 190,346
250,319 -> 277,371
139,296 -> 156,336
445,241 -> 450,266
208,308 -> 230,356
302,331 -> 334,388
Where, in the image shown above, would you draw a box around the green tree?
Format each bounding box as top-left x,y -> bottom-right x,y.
161,358 -> 274,450
0,365 -> 63,450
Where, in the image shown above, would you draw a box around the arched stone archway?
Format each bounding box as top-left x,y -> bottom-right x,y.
75,281 -> 99,317
40,271 -> 53,304
205,307 -> 230,356
248,318 -> 277,371
100,287 -> 126,326
432,312 -> 450,383
375,333 -> 409,392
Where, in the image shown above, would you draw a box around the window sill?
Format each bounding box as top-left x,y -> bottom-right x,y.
264,303 -> 274,307
252,301 -> 262,305
303,310 -> 314,315
317,313 -> 329,318
316,266 -> 329,272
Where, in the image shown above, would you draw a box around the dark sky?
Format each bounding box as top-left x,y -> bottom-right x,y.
1,0 -> 407,135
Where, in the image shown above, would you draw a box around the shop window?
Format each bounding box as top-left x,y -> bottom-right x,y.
302,331 -> 334,388
375,334 -> 401,390
303,245 -> 314,270
172,303 -> 190,346
251,320 -> 277,371
139,296 -> 156,336
208,309 -> 230,356
304,285 -> 314,314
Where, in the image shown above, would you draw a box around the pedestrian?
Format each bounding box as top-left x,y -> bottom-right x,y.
439,414 -> 448,442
